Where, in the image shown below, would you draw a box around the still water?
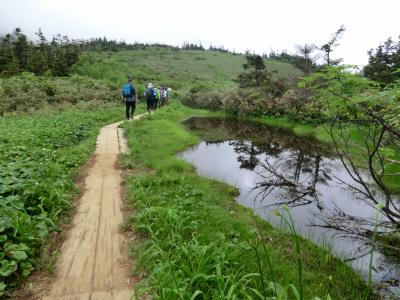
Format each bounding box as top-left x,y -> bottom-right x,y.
179,117 -> 400,297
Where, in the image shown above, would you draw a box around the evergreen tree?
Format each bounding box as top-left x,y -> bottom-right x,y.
320,25 -> 345,66
12,28 -> 31,72
0,33 -> 18,76
0,28 -> 81,77
236,53 -> 286,97
237,53 -> 270,87
30,29 -> 50,74
364,36 -> 400,85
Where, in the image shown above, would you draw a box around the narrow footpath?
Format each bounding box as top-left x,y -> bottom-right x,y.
43,115 -> 144,300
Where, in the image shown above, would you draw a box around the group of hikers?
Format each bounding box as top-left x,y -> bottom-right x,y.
122,77 -> 172,120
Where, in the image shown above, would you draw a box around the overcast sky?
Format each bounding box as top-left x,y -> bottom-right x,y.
1,0 -> 399,66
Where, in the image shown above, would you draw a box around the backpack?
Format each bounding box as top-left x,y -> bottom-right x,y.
123,83 -> 133,97
146,87 -> 155,100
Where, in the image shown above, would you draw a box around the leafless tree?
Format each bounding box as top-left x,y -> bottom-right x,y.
326,119 -> 400,227
251,150 -> 330,210
295,43 -> 319,75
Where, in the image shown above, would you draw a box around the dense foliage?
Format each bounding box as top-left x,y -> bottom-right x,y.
364,36 -> 400,85
0,108 -> 121,295
0,28 -> 80,77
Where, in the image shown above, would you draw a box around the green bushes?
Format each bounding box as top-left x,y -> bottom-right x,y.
179,53 -> 311,118
181,90 -> 224,111
0,108 -> 121,294
181,87 -> 314,118
0,72 -> 119,115
223,89 -> 271,116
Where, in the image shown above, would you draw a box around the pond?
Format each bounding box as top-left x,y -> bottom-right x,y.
178,117 -> 400,297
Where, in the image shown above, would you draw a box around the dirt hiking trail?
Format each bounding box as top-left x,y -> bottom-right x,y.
43,114 -> 145,300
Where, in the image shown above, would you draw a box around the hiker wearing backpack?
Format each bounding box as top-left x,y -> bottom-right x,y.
160,87 -> 167,107
144,83 -> 156,114
122,77 -> 137,120
166,87 -> 172,105
154,86 -> 161,110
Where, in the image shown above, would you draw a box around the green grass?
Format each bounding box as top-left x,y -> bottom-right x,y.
123,101 -> 371,299
71,48 -> 302,93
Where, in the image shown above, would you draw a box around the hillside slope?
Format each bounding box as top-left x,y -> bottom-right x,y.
1,47 -> 301,115
71,47 -> 302,92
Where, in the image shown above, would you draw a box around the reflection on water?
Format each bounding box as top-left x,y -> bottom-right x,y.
179,117 -> 400,296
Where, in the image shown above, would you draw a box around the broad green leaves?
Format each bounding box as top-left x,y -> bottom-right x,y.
0,260 -> 17,277
0,282 -> 6,296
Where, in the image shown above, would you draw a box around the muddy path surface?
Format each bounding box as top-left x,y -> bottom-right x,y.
40,114 -> 145,300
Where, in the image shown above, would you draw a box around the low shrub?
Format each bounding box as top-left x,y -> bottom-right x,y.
181,90 -> 224,111
0,73 -> 119,115
181,86 -> 317,119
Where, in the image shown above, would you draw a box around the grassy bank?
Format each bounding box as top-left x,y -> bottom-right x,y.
123,102 -> 371,299
0,104 -> 145,295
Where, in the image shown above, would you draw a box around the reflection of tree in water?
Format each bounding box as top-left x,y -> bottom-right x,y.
229,140 -> 263,170
227,140 -> 332,210
185,117 -> 335,209
254,148 -> 331,210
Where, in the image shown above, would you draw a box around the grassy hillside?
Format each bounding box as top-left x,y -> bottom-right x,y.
0,47 -> 300,115
71,48 -> 302,92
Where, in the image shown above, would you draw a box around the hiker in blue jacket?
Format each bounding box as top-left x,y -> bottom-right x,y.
144,83 -> 156,114
122,77 -> 137,120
